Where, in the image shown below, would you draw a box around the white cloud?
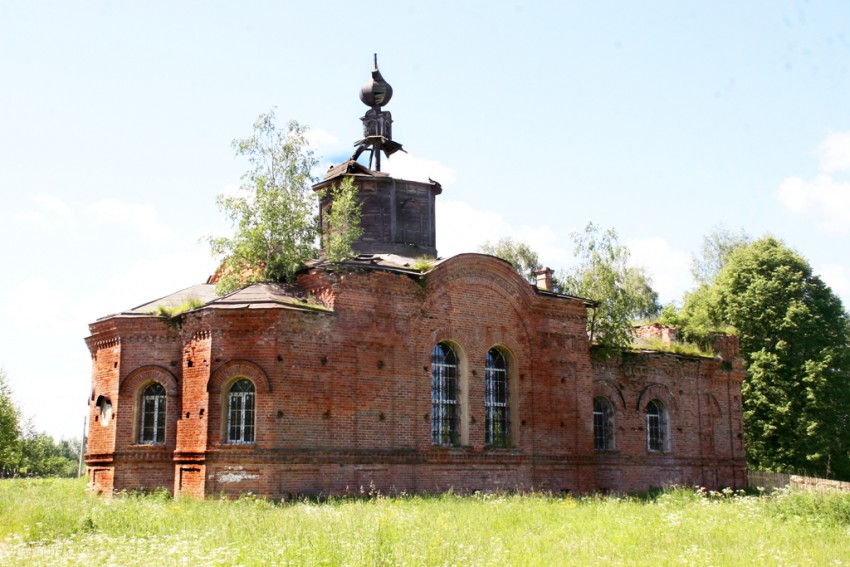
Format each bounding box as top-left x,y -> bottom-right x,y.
436,202 -> 689,302
779,131 -> 850,234
436,199 -> 570,267
86,198 -> 174,245
305,128 -> 341,152
626,236 -> 692,305
818,263 -> 850,305
91,246 -> 218,316
778,174 -> 850,233
818,131 -> 850,173
0,276 -> 94,438
437,200 -> 508,257
0,276 -> 89,337
17,194 -> 79,236
383,152 -> 458,187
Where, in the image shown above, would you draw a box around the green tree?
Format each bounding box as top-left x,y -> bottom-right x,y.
713,238 -> 850,477
321,177 -> 363,263
479,237 -> 541,283
16,426 -> 78,477
0,369 -> 21,476
690,225 -> 751,286
560,223 -> 660,349
209,111 -> 320,294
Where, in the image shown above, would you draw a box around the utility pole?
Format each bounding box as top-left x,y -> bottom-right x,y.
77,414 -> 87,478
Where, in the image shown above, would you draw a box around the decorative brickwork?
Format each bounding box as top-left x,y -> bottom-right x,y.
85,254 -> 746,497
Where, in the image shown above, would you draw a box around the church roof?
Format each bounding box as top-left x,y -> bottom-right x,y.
203,282 -> 326,312
100,282 -> 327,321
304,253 -> 446,275
98,252 -> 592,323
122,283 -> 218,316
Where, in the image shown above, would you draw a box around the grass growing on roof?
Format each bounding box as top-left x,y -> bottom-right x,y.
410,256 -> 437,272
632,337 -> 718,358
1,479 -> 849,566
150,297 -> 205,318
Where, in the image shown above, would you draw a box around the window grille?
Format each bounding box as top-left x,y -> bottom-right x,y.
485,348 -> 509,447
431,343 -> 459,446
140,382 -> 166,444
228,379 -> 255,444
593,397 -> 613,451
646,399 -> 667,452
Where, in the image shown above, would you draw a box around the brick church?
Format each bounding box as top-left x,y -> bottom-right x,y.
84,58 -> 746,497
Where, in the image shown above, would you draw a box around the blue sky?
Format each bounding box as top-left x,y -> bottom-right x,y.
1,1 -> 849,439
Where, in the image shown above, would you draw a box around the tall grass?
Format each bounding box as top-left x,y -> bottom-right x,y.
1,479 -> 849,565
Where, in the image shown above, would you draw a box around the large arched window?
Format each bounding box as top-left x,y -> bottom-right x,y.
228,379 -> 255,444
140,382 -> 166,444
593,397 -> 614,451
431,343 -> 459,446
646,399 -> 668,452
485,348 -> 510,447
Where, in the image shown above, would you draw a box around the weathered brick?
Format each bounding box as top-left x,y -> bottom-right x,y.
84,254 -> 745,497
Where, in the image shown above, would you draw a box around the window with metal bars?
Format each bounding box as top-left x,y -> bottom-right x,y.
431,343 -> 459,446
228,379 -> 255,444
485,348 -> 510,447
646,399 -> 668,452
593,397 -> 614,451
140,382 -> 166,444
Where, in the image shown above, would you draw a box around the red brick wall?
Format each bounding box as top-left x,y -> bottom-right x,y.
85,254 -> 746,497
591,351 -> 746,491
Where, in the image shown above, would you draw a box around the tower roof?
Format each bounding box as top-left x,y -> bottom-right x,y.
351,54 -> 405,171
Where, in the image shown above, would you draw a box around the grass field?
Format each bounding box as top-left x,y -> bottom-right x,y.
1,478 -> 849,566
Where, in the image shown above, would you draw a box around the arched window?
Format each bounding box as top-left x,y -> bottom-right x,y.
228,379 -> 255,444
431,343 -> 459,446
96,396 -> 112,427
646,400 -> 668,452
593,397 -> 614,451
140,382 -> 166,444
485,348 -> 509,447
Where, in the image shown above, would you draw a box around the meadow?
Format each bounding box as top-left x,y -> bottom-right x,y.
1,478 -> 849,566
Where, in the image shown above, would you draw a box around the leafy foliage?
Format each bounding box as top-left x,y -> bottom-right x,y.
636,337 -> 716,358
151,297 -> 205,318
560,223 -> 660,349
15,426 -> 80,477
690,225 -> 751,286
479,237 -> 541,283
0,369 -> 80,478
411,256 -> 437,272
209,111 -> 320,294
320,176 -> 363,263
0,368 -> 22,475
681,236 -> 850,478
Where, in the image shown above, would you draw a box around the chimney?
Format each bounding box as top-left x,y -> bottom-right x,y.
535,267 -> 554,292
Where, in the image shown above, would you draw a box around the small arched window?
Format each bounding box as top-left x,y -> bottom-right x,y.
96,396 -> 112,427
593,397 -> 614,451
431,343 -> 459,446
140,382 -> 166,444
646,399 -> 668,452
485,348 -> 510,447
228,379 -> 255,444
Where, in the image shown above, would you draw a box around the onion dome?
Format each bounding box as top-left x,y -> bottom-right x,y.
359,54 -> 393,108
